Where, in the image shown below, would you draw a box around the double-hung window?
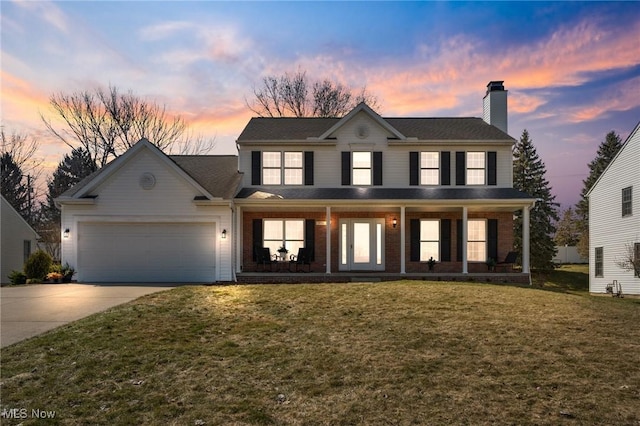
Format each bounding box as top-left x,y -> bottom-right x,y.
420,152 -> 439,185
622,187 -> 632,217
352,152 -> 372,185
263,219 -> 305,258
467,219 -> 486,261
262,152 -> 303,185
420,220 -> 440,261
466,152 -> 486,185
595,247 -> 604,277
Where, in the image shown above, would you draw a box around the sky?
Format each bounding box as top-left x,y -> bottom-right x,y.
1,1 -> 639,209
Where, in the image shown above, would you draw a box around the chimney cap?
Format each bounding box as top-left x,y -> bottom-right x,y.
487,81 -> 505,92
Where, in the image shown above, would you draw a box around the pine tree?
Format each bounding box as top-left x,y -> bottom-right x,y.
513,129 -> 559,270
575,131 -> 623,258
554,207 -> 580,246
1,152 -> 31,221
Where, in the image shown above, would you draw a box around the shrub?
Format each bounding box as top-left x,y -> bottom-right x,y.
8,270 -> 27,285
24,250 -> 53,281
61,263 -> 76,282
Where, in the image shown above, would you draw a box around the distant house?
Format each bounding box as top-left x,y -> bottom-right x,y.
1,195 -> 39,283
57,81 -> 536,283
588,122 -> 640,295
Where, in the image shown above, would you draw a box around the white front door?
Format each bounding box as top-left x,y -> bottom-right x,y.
339,219 -> 385,271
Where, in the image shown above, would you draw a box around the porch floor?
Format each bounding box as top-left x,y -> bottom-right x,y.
235,272 -> 530,285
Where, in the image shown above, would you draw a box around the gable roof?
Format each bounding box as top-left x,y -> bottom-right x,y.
1,195 -> 40,239
317,102 -> 406,140
586,120 -> 640,197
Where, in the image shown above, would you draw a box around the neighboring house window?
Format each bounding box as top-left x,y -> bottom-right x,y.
262,152 -> 303,185
263,219 -> 304,257
420,152 -> 439,185
420,219 -> 439,261
467,219 -> 486,261
352,152 -> 372,185
466,152 -> 486,185
595,247 -> 603,277
23,240 -> 31,264
622,187 -> 632,217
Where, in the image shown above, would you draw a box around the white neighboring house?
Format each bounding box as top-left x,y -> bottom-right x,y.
56,139 -> 242,283
1,195 -> 40,283
588,122 -> 640,295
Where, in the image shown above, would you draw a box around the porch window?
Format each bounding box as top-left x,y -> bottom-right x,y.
262,152 -> 303,185
467,219 -> 486,261
420,219 -> 440,261
466,152 -> 486,185
622,187 -> 632,217
595,247 -> 603,277
352,152 -> 372,185
263,219 -> 304,258
420,152 -> 439,185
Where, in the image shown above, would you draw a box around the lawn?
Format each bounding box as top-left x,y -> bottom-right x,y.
1,266 -> 639,425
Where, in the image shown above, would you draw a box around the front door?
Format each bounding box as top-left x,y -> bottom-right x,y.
339,219 -> 385,271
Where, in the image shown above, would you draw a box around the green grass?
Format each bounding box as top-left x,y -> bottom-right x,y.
2,266 -> 639,425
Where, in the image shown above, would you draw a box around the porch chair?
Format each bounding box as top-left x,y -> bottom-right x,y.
255,246 -> 277,272
496,251 -> 518,272
289,247 -> 311,272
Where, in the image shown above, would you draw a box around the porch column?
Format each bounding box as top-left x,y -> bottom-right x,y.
462,206 -> 468,274
522,205 -> 530,274
235,205 -> 242,274
326,206 -> 331,274
400,206 -> 406,274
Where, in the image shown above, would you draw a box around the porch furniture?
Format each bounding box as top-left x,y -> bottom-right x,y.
496,251 -> 518,272
290,247 -> 311,272
255,246 -> 277,271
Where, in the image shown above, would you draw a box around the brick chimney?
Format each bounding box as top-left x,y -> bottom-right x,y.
482,81 -> 508,134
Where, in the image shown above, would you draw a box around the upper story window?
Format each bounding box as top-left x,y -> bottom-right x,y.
466,152 -> 486,185
352,152 -> 372,186
467,219 -> 487,261
420,219 -> 440,261
622,186 -> 632,217
421,152 -> 439,185
262,152 -> 303,185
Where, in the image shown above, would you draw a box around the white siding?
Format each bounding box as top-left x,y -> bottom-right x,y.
1,197 -> 39,283
589,125 -> 640,295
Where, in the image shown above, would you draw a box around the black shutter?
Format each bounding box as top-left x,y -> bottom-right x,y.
252,219 -> 263,261
456,152 -> 465,186
251,151 -> 261,185
488,151 -> 497,186
410,219 -> 420,262
441,151 -> 451,186
410,152 -> 419,185
441,219 -> 451,262
305,219 -> 315,261
488,219 -> 498,261
456,219 -> 463,261
373,151 -> 383,186
304,151 -> 314,186
341,152 -> 351,186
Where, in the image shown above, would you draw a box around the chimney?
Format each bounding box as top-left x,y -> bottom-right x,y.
482,81 -> 508,134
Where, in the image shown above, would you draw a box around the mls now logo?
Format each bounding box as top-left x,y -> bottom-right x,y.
1,408 -> 28,419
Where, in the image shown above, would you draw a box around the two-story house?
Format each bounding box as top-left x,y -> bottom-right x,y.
57,81 -> 535,283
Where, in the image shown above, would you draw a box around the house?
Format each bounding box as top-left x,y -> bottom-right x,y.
57,81 -> 536,283
1,195 -> 40,283
588,121 -> 640,295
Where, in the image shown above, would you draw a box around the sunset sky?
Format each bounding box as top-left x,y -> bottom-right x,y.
2,1 -> 639,209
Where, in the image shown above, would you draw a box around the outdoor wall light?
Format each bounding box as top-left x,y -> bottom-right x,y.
392,218 -> 397,228
221,229 -> 227,239
63,228 -> 70,238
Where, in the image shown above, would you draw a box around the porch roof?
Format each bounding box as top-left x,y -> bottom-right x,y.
235,187 -> 533,202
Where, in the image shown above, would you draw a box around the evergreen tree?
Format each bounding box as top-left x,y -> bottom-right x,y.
513,129 -> 559,270
554,207 -> 580,246
1,152 -> 31,221
575,131 -> 623,258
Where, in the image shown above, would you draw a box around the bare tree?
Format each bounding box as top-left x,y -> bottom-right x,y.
41,86 -> 214,168
247,70 -> 380,118
616,242 -> 640,278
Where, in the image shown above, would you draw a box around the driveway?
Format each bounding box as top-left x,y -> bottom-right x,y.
0,283 -> 177,347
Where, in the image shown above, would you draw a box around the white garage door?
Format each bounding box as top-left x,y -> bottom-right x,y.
78,222 -> 216,282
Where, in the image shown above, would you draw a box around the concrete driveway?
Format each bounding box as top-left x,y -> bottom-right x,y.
0,283 -> 177,347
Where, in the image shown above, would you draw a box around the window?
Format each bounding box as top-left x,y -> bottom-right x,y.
352,152 -> 372,185
622,187 -> 632,217
263,219 -> 304,258
420,152 -> 439,185
420,220 -> 440,261
467,219 -> 486,261
23,240 -> 31,264
635,243 -> 640,278
466,152 -> 486,185
595,247 -> 603,277
262,152 -> 303,185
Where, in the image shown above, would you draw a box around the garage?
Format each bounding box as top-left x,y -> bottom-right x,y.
77,222 -> 216,282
